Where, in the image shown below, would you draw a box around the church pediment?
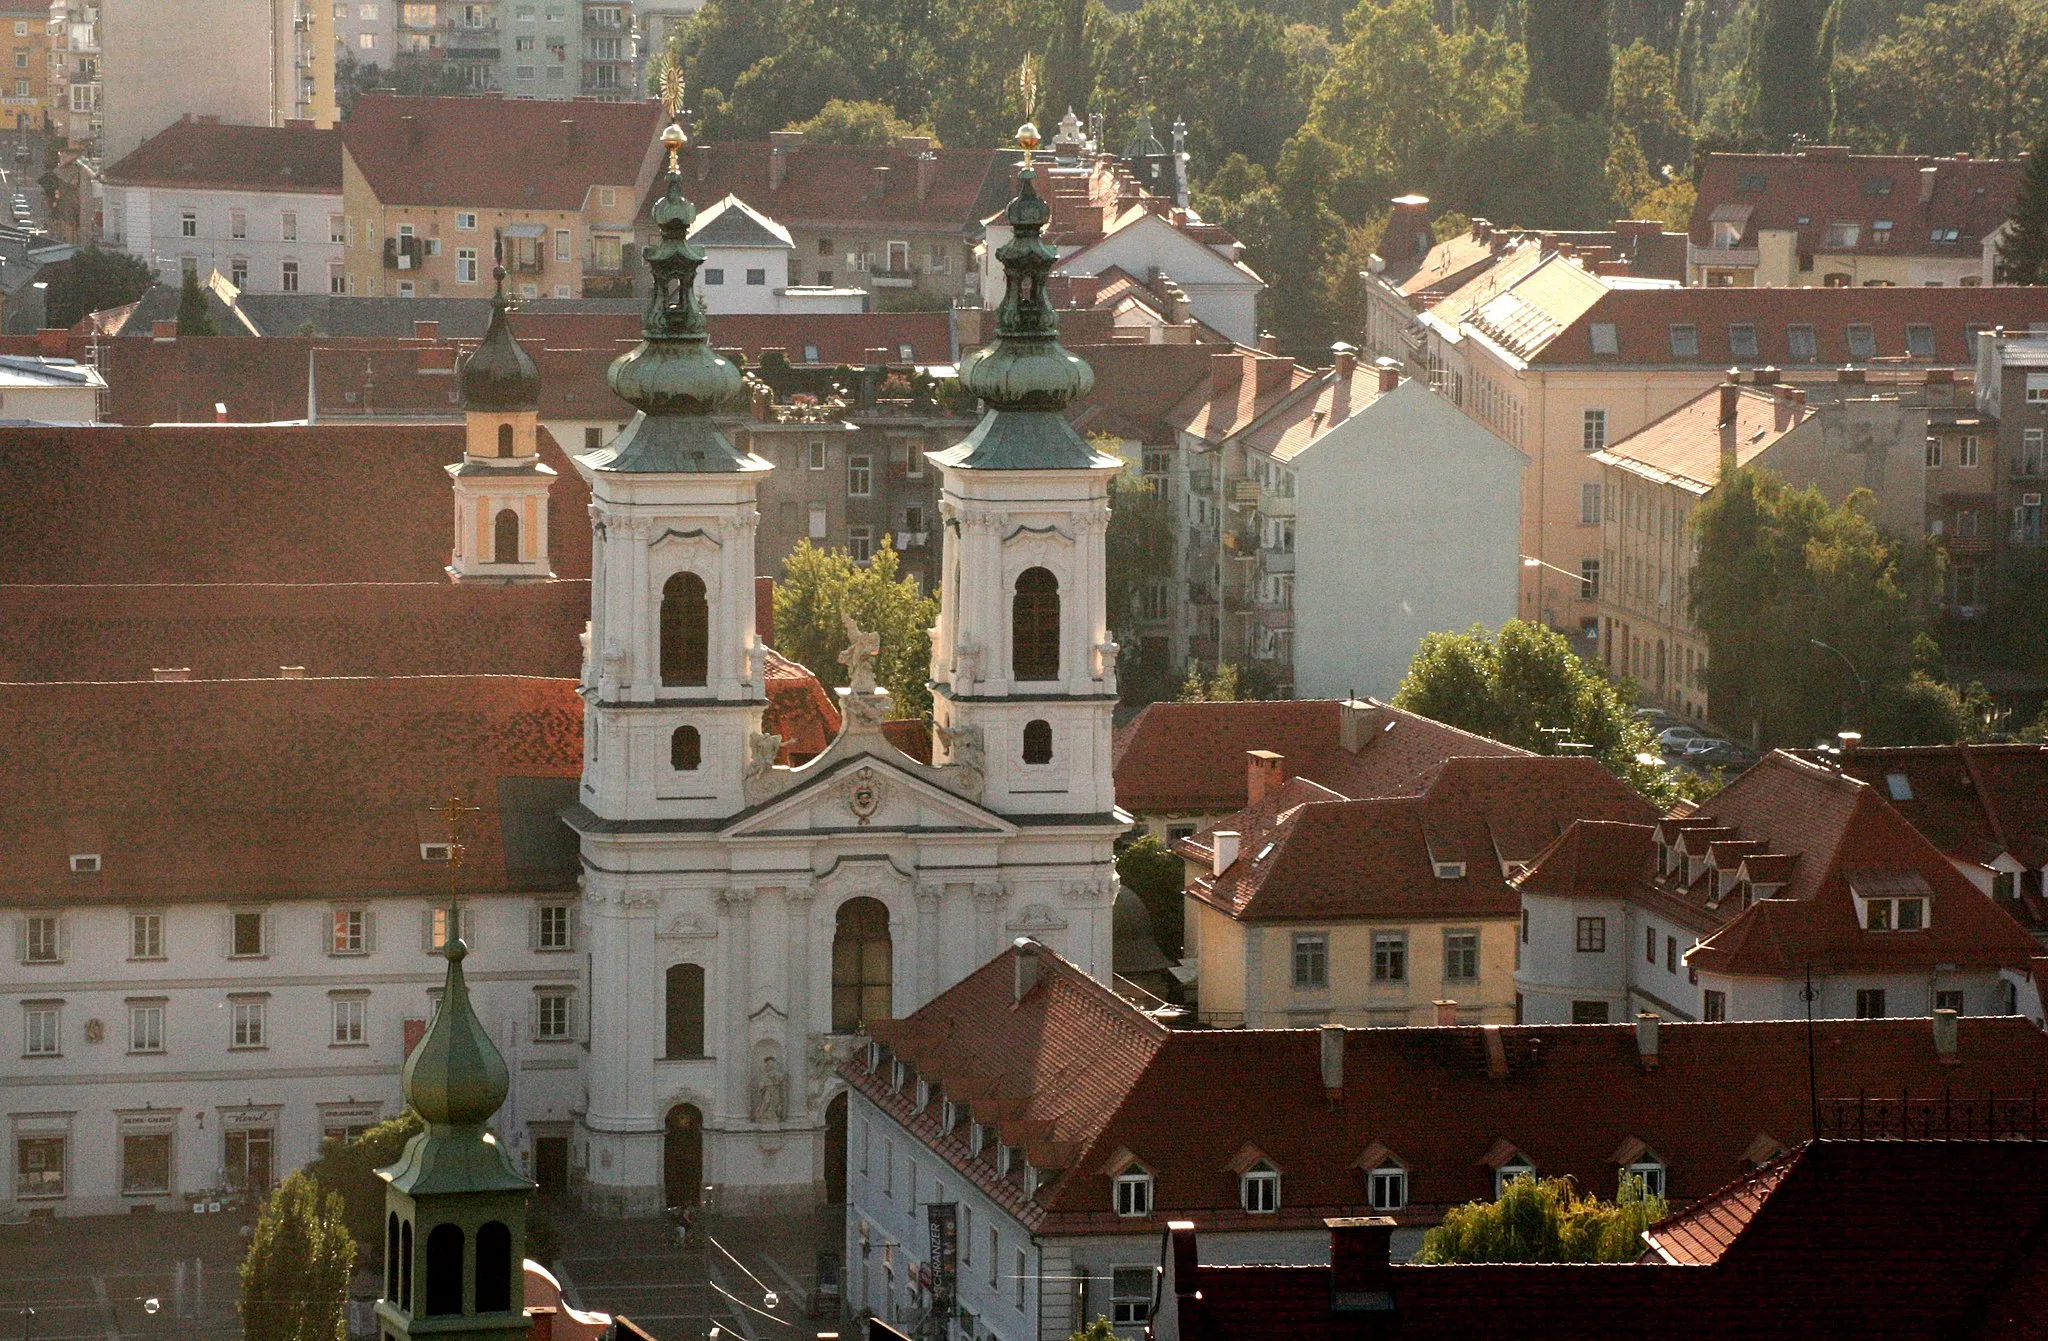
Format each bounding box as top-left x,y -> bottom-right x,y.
722,754 -> 1017,839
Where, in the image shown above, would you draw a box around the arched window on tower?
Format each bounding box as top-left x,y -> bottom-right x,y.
399,1219 -> 413,1311
1022,719 -> 1053,764
494,508 -> 520,565
661,571 -> 709,686
496,422 -> 514,457
385,1212 -> 400,1302
423,1222 -> 464,1316
831,897 -> 892,1033
474,1221 -> 513,1313
1013,567 -> 1060,680
671,725 -> 701,770
665,963 -> 705,1058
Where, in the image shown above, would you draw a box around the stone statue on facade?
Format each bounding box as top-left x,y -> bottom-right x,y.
838,612 -> 881,694
752,1054 -> 787,1123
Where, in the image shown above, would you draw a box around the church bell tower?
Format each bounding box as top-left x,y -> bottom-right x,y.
448,269 -> 554,582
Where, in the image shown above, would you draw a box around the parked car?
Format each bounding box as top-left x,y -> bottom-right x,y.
1658,726 -> 1710,750
1685,739 -> 1754,768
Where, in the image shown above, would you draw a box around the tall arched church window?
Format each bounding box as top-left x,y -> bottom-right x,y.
661,571 -> 709,686
494,508 -> 520,565
1013,567 -> 1060,680
1022,719 -> 1053,764
831,897 -> 892,1033
496,422 -> 513,457
665,963 -> 705,1058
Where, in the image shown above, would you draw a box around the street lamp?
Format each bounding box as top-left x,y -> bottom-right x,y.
1808,638 -> 1868,729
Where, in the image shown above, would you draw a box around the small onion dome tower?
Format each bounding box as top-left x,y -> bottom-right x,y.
448,267 -> 554,582
927,126 -> 1123,817
374,937 -> 535,1341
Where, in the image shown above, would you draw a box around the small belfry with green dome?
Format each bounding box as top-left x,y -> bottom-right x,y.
374,932 -> 535,1341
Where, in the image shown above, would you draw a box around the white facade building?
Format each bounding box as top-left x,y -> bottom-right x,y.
689,193 -> 868,317
0,352 -> 102,420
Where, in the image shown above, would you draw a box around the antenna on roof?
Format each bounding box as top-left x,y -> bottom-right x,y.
1801,963 -> 1820,1143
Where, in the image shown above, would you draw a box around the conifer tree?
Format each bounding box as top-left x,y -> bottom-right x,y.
175,270 -> 218,336
1525,0 -> 1614,120
1997,131 -> 2048,284
1742,0 -> 1835,147
239,1172 -> 355,1341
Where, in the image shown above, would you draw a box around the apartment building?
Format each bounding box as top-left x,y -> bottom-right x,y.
0,0 -> 49,132
104,118 -> 343,294
46,0 -> 96,150
394,1 -> 637,100
333,0 -> 398,69
1686,148 -> 2021,289
340,93 -> 661,299
1974,333 -> 2048,609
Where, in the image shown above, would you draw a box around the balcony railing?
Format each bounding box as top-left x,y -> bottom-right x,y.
1687,242 -> 1761,271
1259,548 -> 1294,573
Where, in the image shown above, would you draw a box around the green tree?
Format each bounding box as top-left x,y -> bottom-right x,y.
1094,0 -> 1311,178
1869,672 -> 1992,746
774,540 -> 940,717
1610,39 -> 1692,170
44,245 -> 155,328
379,57 -> 472,97
1116,832 -> 1186,956
676,0 -> 790,103
714,45 -> 866,139
1830,0 -> 2048,159
1393,620 -> 1674,802
1688,467 -> 1932,750
176,270 -> 218,336
1525,0 -> 1613,120
1740,0 -> 1835,147
790,98 -> 936,145
1069,1321 -> 1120,1341
301,1111 -> 421,1254
239,1171 -> 355,1341
1420,1174 -> 1668,1264
1044,0 -> 1097,127
1997,128 -> 2048,284
1178,660 -> 1243,702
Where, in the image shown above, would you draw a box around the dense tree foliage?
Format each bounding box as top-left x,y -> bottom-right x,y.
239,1172 -> 355,1341
1741,0 -> 1835,146
1393,620 -> 1675,802
1998,128 -> 2048,283
176,271 -> 218,336
1526,0 -> 1614,120
790,99 -> 936,146
774,541 -> 940,718
44,246 -> 154,329
1831,0 -> 2048,157
1420,1174 -> 1668,1264
1116,833 -> 1186,957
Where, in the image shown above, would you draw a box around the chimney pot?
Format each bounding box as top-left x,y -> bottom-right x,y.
1210,351 -> 1245,401
1246,750 -> 1286,806
214,402 -> 228,423
1934,1007 -> 1959,1061
1433,999 -> 1458,1027
1339,699 -> 1376,753
1838,731 -> 1861,755
151,667 -> 190,682
1013,938 -> 1043,1002
152,319 -> 178,342
1319,1024 -> 1345,1097
1719,379 -> 1740,426
917,151 -> 936,201
1258,332 -> 1278,354
1211,831 -> 1241,876
1326,1216 -> 1398,1301
278,665 -> 305,679
1332,343 -> 1358,379
1636,1012 -> 1661,1068
1376,358 -> 1400,394
35,328 -> 67,358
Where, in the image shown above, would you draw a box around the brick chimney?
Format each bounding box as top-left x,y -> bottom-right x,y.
1838,365 -> 1865,384
1319,1024 -> 1345,1101
152,319 -> 177,342
1719,377 -> 1740,427
558,118 -> 577,158
1210,351 -> 1244,402
1258,332 -> 1278,354
1378,193 -> 1432,263
35,328 -> 67,358
278,666 -> 306,679
768,130 -> 801,190
695,143 -> 711,180
1376,358 -> 1400,394
1013,937 -> 1043,1001
1339,699 -> 1379,753
401,114 -> 421,152
1719,377 -> 1742,481
1246,749 -> 1286,805
1326,1217 -> 1398,1312
1211,831 -> 1241,875
1332,343 -> 1357,379
1636,1012 -> 1661,1070
1433,999 -> 1458,1026
1255,356 -> 1292,398
916,151 -> 936,201
1838,731 -> 1861,755
414,319 -> 439,342
1934,1007 -> 1959,1062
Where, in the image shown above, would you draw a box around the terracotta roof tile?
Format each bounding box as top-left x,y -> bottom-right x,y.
1594,384 -> 1815,493
343,95 -> 664,211
104,120 -> 342,193
653,141 -> 1013,235
1690,150 -> 2022,258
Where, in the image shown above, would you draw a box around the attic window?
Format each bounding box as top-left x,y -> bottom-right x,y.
1625,1158 -> 1667,1199
419,843 -> 453,862
1885,773 -> 1913,801
1113,1169 -> 1153,1217
1863,896 -> 1927,932
1906,324 -> 1936,360
1589,322 -> 1619,356
1241,1162 -> 1279,1214
914,1078 -> 930,1113
1930,227 -> 1960,244
1668,324 -> 1699,358
1254,842 -> 1276,863
891,1060 -> 907,1093
1495,1156 -> 1536,1198
1368,1163 -> 1407,1210
941,1099 -> 958,1132
1863,177 -> 1893,196
69,854 -> 101,874
1434,862 -> 1466,880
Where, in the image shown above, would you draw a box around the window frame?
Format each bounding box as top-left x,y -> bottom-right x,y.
1667,324 -> 1699,359
535,902 -> 574,951
1443,928 -> 1479,982
1371,930 -> 1407,983
847,452 -> 872,498
1581,408 -> 1607,453
128,1000 -> 165,1053
1368,1163 -> 1407,1210
1112,1169 -> 1153,1217
331,907 -> 369,956
229,997 -> 267,1049
22,913 -> 60,964
1241,1162 -> 1279,1214
536,988 -> 574,1041
130,911 -> 163,961
1575,916 -> 1607,953
332,995 -> 367,1046
1291,933 -> 1329,991
229,909 -> 266,959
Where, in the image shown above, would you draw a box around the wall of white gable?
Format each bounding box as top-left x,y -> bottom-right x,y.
114,183 -> 343,296
1514,892 -> 1628,1026
698,243 -> 793,315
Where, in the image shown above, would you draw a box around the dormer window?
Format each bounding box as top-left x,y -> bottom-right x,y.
891,1061 -> 907,1093
1495,1155 -> 1535,1198
997,1144 -> 1013,1176
69,854 -> 100,874
1863,896 -> 1927,931
1885,773 -> 1913,801
1024,1163 -> 1041,1198
1241,1162 -> 1279,1214
1625,1158 -> 1667,1200
970,1123 -> 986,1156
1434,861 -> 1466,880
914,1078 -> 930,1113
942,1098 -> 958,1133
1113,1169 -> 1153,1217
1368,1162 -> 1407,1211
866,1040 -> 882,1072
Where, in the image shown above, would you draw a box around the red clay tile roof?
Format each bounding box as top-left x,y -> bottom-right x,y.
762,647 -> 841,763
1644,1149 -> 1797,1265
1168,350 -> 1315,443
1384,221 -> 1688,296
853,943 -> 2048,1237
343,94 -> 664,210
511,310 -> 960,366
656,141 -> 1012,234
0,423 -> 591,584
1514,819 -> 1660,902
99,336 -> 484,425
104,120 -> 342,193
1064,341 -> 1229,444
1678,753 -> 2042,976
1793,741 -> 2048,871
1181,757 -> 1655,924
0,676 -> 583,907
1595,383 -> 1815,492
0,581 -> 588,682
1534,285 -> 2048,367
1690,150 -> 2022,257
1111,698 -> 1529,815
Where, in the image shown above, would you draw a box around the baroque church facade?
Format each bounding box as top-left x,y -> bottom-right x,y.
564,125 -> 1126,1214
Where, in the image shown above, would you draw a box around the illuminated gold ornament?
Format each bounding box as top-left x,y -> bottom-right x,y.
659,56 -> 685,120
1017,121 -> 1041,167
662,120 -> 687,173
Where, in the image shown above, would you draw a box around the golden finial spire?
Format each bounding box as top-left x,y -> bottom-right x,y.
659,56 -> 688,172
438,792 -> 483,939
1016,55 -> 1040,166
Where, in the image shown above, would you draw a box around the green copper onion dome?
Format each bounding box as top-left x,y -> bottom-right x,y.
402,937 -> 510,1128
938,128 -> 1113,473
586,123 -> 761,474
459,268 -> 541,412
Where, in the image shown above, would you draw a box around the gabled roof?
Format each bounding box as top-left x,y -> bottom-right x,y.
1240,362 -> 1390,464
1167,350 -> 1313,444
1689,149 -> 2022,257
1793,742 -> 2048,872
1593,383 -> 1816,495
688,194 -> 794,250
0,423 -> 591,584
653,139 -> 1013,234
343,95 -> 663,210
1180,756 -> 1655,924
851,941 -> 2048,1237
104,119 -> 343,193
0,676 -> 583,907
1111,698 -> 1530,815
1380,220 -> 1687,296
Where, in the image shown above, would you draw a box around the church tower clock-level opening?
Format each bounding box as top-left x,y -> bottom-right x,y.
661,571 -> 710,685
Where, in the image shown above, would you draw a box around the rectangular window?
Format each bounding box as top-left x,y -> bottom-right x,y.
1575,916 -> 1606,953
1443,929 -> 1478,981
556,228 -> 571,262
329,213 -> 346,244
455,211 -> 477,230
1645,926 -> 1657,963
1580,558 -> 1600,600
16,1135 -> 64,1196
230,911 -> 265,957
122,1133 -> 172,1195
281,211 -> 298,242
1292,933 -> 1328,990
330,263 -> 347,295
23,1004 -> 59,1055
1368,1165 -> 1407,1210
847,452 -> 872,497
332,997 -> 366,1045
1581,482 -> 1602,525
427,906 -> 474,951
1703,990 -> 1726,1022
1926,437 -> 1943,469
1114,1172 -> 1152,1216
1728,324 -> 1758,362
1823,221 -> 1860,248
1960,435 -> 1979,468
332,908 -> 367,954
1666,936 -> 1677,973
1934,989 -> 1965,1015
1589,322 -> 1618,356
1906,323 -> 1935,359
904,442 -> 924,479
229,257 -> 249,288
230,999 -> 266,1048
1582,408 -> 1607,453
1372,931 -> 1406,982
537,990 -> 571,1039
131,912 -> 162,960
1668,324 -> 1699,358
1111,1267 -> 1153,1326
848,526 -> 872,563
1846,324 -> 1877,360
23,914 -> 59,963
1787,324 -> 1817,361
229,209 -> 247,239
2020,429 -> 2045,475
456,249 -> 478,284
703,267 -> 724,285
1871,219 -> 1894,245
807,440 -> 826,470
128,1002 -> 164,1053
1571,1000 -> 1610,1024
1015,1249 -> 1028,1311
537,903 -> 572,950
746,267 -> 766,286
1855,988 -> 1887,1019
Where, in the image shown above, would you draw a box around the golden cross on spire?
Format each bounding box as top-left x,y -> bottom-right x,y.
437,793 -> 483,951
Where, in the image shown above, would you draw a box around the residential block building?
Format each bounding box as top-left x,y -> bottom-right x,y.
0,0 -> 50,132
104,118 -> 343,294
1686,148 -> 2022,289
393,0 -> 638,100
1514,751 -> 2045,1027
46,0 -> 97,150
97,0 -> 334,163
1177,754 -> 1654,1029
844,937 -> 2048,1339
333,0 -> 398,70
340,93 -> 662,299
1975,333 -> 2048,606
